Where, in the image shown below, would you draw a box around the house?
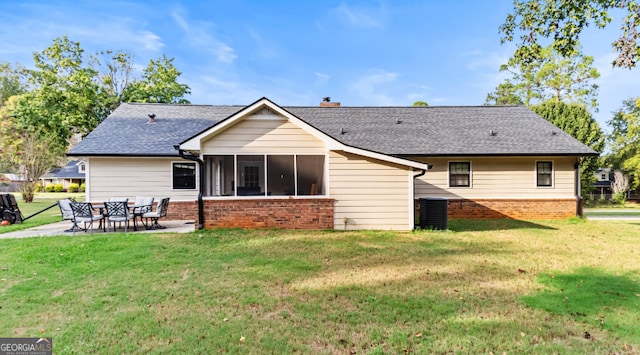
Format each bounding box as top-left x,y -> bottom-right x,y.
0,173 -> 23,193
592,167 -> 613,200
40,160 -> 86,191
67,97 -> 598,231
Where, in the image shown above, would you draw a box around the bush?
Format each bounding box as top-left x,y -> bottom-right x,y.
54,183 -> 64,192
612,191 -> 627,205
44,184 -> 55,192
80,183 -> 86,192
68,183 -> 79,193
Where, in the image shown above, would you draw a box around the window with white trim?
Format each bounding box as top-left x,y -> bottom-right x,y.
536,161 -> 553,187
449,162 -> 471,187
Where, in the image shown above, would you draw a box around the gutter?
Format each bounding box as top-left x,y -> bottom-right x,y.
174,145 -> 204,230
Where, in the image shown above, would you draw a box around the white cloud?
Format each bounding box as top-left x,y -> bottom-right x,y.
246,27 -> 278,59
315,72 -> 330,85
170,8 -> 237,64
350,70 -> 399,105
332,1 -> 386,28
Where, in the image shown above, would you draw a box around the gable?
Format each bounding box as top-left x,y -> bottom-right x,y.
180,98 -> 430,171
201,110 -> 325,155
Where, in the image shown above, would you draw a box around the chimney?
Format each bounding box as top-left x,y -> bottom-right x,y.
320,97 -> 341,107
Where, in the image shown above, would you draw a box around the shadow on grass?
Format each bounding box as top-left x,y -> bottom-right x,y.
447,218 -> 556,232
520,267 -> 640,341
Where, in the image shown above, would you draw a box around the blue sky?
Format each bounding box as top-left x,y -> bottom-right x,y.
0,0 -> 638,131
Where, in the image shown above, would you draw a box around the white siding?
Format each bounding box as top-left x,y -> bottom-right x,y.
202,116 -> 325,155
86,157 -> 198,202
415,156 -> 578,199
330,151 -> 413,231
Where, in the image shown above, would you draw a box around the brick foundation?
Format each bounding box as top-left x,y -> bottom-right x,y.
417,198 -> 578,220
170,198 -> 334,229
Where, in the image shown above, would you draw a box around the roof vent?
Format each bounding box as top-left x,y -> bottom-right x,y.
320,97 -> 341,107
551,131 -> 557,136
340,127 -> 346,135
396,118 -> 402,124
489,129 -> 497,136
147,113 -> 157,124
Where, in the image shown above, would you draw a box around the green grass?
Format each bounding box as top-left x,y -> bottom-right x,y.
0,219 -> 639,353
0,192 -> 84,233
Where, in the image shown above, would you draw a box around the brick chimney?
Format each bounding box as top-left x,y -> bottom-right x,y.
320,96 -> 340,107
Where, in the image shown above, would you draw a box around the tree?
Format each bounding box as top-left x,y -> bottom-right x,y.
413,101 -> 429,107
0,96 -> 62,202
607,97 -> 640,188
485,82 -> 524,106
500,0 -> 640,68
122,55 -> 191,104
531,100 -> 605,196
485,45 -> 600,108
611,169 -> 630,204
90,50 -> 136,111
0,62 -> 26,107
19,36 -> 110,148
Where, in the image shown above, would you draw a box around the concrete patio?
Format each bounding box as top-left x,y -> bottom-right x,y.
0,219 -> 196,239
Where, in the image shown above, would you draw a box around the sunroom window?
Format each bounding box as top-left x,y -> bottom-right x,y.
204,154 -> 325,197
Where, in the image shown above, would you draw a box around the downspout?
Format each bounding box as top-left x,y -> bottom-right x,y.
174,145 -> 204,229
575,159 -> 583,218
412,165 -> 430,229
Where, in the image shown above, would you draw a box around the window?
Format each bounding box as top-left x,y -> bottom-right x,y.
78,162 -> 85,173
536,161 -> 553,187
173,162 -> 197,189
204,154 -> 325,197
449,162 -> 470,187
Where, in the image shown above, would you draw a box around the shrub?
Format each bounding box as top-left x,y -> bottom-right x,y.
80,183 -> 86,192
54,183 -> 64,192
68,183 -> 79,193
44,184 -> 55,192
612,191 -> 627,205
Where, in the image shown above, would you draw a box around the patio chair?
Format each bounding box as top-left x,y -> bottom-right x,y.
70,202 -> 104,235
142,197 -> 170,230
58,198 -> 80,232
132,196 -> 154,230
104,200 -> 134,232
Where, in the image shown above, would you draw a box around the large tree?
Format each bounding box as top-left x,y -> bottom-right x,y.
607,97 -> 640,188
0,36 -> 192,201
531,100 -> 605,196
500,0 -> 640,68
0,62 -> 26,107
485,45 -> 600,108
0,96 -> 62,202
121,55 -> 191,104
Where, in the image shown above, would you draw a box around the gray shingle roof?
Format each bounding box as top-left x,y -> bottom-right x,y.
68,101 -> 598,157
41,160 -> 85,179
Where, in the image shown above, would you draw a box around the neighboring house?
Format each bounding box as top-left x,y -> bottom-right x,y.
0,173 -> 22,193
592,167 -> 613,200
40,160 -> 86,190
67,97 -> 597,231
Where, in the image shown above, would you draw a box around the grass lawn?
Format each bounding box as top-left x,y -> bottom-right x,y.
0,192 -> 85,233
0,219 -> 638,353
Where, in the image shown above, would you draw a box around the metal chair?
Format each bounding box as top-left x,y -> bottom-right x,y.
70,202 -> 104,235
142,197 -> 170,230
58,198 -> 81,232
104,200 -> 134,232
132,196 -> 154,230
